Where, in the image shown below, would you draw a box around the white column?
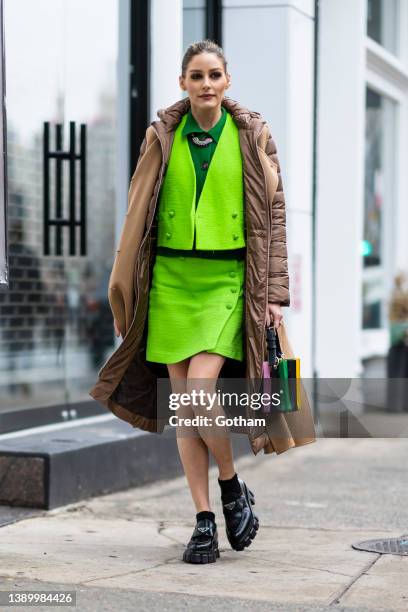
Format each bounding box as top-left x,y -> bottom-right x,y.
316,0 -> 366,377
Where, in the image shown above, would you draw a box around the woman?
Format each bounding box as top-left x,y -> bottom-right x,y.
90,40 -> 316,565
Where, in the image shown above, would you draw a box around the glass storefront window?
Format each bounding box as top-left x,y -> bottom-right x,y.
182,1 -> 207,102
0,0 -> 6,288
367,0 -> 400,56
0,0 -> 119,427
183,0 -> 206,74
362,87 -> 396,330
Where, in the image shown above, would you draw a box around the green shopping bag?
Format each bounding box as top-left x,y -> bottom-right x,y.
261,325 -> 301,413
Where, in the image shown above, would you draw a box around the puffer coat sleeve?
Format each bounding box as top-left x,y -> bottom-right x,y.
264,126 -> 290,307
108,127 -> 158,336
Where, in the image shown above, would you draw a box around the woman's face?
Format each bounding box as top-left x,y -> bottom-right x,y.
179,52 -> 230,111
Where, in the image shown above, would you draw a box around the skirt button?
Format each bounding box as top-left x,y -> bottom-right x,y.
230,287 -> 237,293
226,303 -> 233,310
229,271 -> 236,278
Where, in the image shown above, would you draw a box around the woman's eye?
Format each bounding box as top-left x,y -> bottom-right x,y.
191,72 -> 222,79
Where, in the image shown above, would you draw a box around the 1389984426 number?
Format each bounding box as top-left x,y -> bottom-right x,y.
2,590 -> 76,606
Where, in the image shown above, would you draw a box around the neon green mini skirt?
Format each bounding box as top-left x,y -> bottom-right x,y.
146,253 -> 245,364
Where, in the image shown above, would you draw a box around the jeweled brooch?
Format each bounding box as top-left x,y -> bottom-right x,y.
191,134 -> 213,147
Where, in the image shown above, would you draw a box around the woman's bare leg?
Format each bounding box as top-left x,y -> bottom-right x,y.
187,352 -> 236,480
167,359 -> 211,513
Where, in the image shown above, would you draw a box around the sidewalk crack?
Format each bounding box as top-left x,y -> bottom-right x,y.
81,555 -> 181,584
157,520 -> 186,546
327,554 -> 381,605
245,555 -> 354,577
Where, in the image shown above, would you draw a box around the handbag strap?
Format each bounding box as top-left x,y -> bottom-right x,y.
265,325 -> 283,367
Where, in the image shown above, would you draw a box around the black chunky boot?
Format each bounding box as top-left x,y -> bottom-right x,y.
182,518 -> 220,564
221,476 -> 259,551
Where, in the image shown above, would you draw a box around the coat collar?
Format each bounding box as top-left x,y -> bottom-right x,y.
155,95 -> 265,133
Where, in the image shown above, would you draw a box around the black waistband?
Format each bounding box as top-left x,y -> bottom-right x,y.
156,246 -> 246,260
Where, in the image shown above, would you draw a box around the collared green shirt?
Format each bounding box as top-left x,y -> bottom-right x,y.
182,105 -> 227,209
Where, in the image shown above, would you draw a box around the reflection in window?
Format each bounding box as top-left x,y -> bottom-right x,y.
362,87 -> 396,330
364,89 -> 382,269
367,0 -> 400,56
0,0 -> 6,288
0,0 -> 119,421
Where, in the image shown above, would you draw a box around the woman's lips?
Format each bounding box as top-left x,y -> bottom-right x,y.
200,95 -> 214,99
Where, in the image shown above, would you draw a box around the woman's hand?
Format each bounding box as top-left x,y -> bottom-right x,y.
113,318 -> 121,338
265,303 -> 283,330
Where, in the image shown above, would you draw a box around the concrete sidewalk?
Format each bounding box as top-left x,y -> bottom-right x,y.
0,438 -> 407,611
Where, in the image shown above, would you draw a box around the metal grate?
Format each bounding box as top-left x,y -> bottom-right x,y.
352,534 -> 408,556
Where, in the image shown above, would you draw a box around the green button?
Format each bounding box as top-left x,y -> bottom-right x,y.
229,271 -> 236,278
232,233 -> 239,240
168,210 -> 175,217
165,232 -> 171,239
232,212 -> 238,218
230,287 -> 237,293
226,303 -> 233,310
